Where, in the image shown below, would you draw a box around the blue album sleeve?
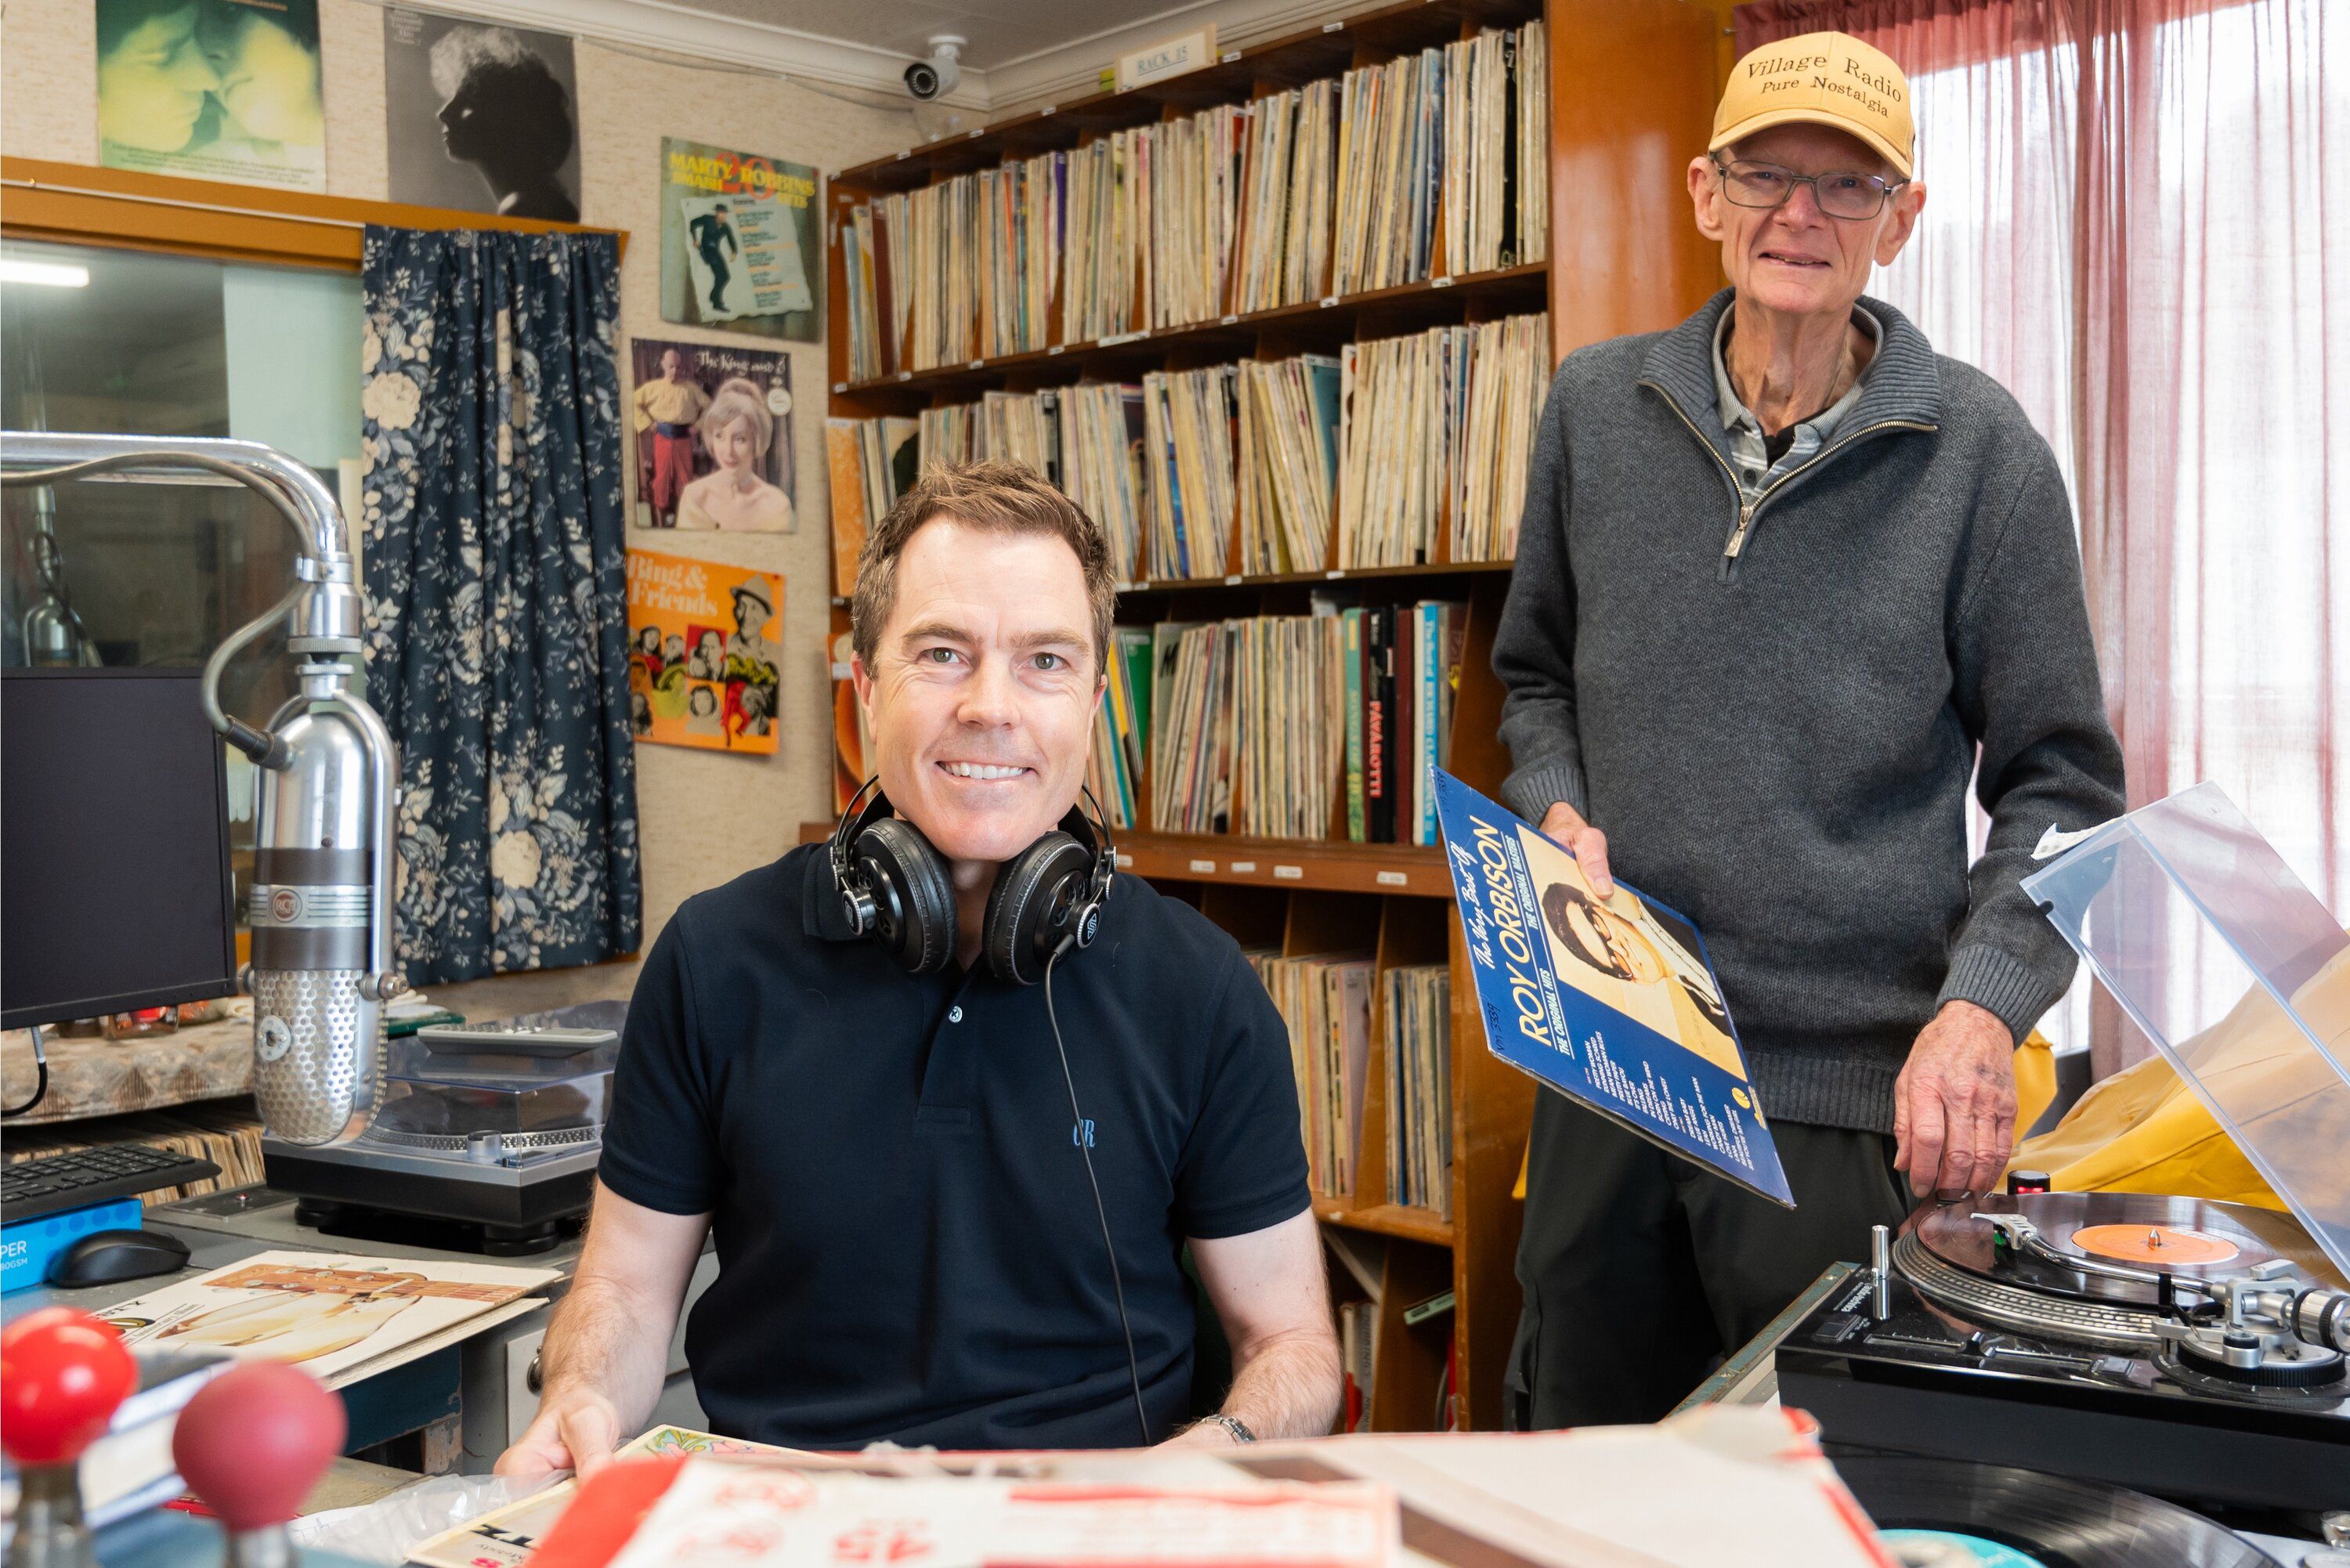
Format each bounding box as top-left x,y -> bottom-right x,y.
1434,770 -> 1795,1207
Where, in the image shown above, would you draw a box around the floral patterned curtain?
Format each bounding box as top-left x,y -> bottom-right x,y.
359,225 -> 640,985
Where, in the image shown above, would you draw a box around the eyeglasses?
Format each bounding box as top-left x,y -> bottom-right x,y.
1712,157 -> 1909,221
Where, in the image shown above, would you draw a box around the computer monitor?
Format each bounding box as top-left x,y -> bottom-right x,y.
2,667 -> 239,1029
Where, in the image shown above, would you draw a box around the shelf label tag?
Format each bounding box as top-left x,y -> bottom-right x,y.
1119,24 -> 1216,92
969,359 -> 984,370
1115,852 -> 1135,868
1274,865 -> 1303,880
1229,860 -> 1257,873
1220,314 -> 1240,326
1320,296 -> 1339,309
1377,870 -> 1408,887
898,370 -> 913,381
1431,276 -> 1455,288
833,382 -> 847,394
1189,858 -> 1217,873
1326,569 -> 1346,579
1322,20 -> 1345,31
1224,573 -> 1243,586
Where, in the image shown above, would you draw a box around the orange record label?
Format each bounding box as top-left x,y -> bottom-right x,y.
2070,1223 -> 2240,1266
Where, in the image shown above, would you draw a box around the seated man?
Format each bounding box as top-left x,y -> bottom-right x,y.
500,462 -> 1339,1471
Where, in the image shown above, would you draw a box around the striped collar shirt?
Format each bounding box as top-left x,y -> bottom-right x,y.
1712,304 -> 1882,504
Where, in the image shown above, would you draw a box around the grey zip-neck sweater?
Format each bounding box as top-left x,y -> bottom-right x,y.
1491,289 -> 2125,1133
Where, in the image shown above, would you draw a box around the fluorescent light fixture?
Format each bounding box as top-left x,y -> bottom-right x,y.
0,258 -> 91,288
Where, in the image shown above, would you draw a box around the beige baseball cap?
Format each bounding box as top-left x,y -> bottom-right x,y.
1712,31 -> 1914,179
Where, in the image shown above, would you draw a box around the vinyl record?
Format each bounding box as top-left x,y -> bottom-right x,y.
1837,1458 -> 2277,1568
1911,1192 -> 2304,1309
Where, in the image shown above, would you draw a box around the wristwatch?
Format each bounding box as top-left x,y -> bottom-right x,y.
1202,1414 -> 1255,1444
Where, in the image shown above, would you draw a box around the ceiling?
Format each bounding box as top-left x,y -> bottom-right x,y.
667,0 -> 1207,72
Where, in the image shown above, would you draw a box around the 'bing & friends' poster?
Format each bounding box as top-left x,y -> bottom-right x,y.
627,548 -> 782,755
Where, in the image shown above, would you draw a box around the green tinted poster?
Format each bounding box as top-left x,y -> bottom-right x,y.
96,0 -> 326,191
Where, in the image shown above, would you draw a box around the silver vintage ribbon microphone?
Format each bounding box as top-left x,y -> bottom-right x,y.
1,432 -> 399,1146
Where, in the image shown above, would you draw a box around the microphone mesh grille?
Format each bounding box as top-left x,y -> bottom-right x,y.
251,968 -> 382,1145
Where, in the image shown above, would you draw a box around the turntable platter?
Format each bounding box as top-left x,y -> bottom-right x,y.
1910,1192 -> 2305,1305
2070,1223 -> 2238,1267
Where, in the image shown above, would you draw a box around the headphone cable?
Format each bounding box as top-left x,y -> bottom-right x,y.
1043,941 -> 1152,1447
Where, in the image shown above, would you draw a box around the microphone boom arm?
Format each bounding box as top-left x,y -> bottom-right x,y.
2,432 -> 399,1144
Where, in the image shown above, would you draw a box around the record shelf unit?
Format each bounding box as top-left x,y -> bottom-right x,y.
815,0 -> 1721,1432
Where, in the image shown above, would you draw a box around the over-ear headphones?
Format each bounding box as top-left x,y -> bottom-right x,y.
830,777 -> 1114,985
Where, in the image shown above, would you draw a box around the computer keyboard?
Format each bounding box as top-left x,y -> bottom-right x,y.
2,1143 -> 220,1223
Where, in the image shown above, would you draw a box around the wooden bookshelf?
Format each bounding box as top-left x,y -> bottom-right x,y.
819,0 -> 1720,1436
829,263 -> 1548,408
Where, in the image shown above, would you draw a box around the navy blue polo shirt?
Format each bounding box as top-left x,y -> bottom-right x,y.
597,844 -> 1310,1450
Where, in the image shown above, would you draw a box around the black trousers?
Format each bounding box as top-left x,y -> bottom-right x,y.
1505,1090 -> 1913,1429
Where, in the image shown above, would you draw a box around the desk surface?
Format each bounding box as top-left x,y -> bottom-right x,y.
1,1188 -> 589,1325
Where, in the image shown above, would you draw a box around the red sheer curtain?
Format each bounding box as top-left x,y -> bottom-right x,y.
1737,0 -> 2348,1074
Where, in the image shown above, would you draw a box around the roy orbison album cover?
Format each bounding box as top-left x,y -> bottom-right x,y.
1435,769 -> 1794,1207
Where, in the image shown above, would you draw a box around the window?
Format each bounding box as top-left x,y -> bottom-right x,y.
2,238 -> 363,928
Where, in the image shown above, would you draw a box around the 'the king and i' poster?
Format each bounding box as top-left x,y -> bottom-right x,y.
626,548 -> 783,755
659,139 -> 821,341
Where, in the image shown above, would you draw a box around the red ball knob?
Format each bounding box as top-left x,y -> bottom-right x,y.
172,1362 -> 346,1531
0,1307 -> 138,1466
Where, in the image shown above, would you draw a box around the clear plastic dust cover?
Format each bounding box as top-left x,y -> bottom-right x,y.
2021,782 -> 2349,1281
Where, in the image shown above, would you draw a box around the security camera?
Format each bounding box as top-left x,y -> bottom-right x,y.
906,35 -> 964,101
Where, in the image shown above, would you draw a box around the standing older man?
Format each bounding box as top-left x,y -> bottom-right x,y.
1492,33 -> 2125,1426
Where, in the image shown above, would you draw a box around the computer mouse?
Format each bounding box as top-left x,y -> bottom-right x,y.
46,1227 -> 192,1288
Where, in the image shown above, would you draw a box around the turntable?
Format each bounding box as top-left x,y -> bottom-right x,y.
1782,787 -> 2350,1517
261,1019 -> 617,1254
1777,1187 -> 2350,1512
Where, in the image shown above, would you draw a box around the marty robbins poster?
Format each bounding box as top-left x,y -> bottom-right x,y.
96,0 -> 326,191
382,8 -> 580,221
660,139 -> 821,341
629,338 -> 796,533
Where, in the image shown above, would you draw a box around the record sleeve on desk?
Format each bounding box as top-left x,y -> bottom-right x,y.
1434,771 -> 1794,1207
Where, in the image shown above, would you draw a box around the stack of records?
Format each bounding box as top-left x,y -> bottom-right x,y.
1146,620 -> 1229,834
1058,383 -> 1150,583
1341,602 -> 1466,846
1383,964 -> 1452,1215
1236,356 -> 1343,575
919,403 -> 977,472
1441,22 -> 1549,275
1140,105 -> 1246,330
1249,950 -> 1374,1198
822,416 -> 918,592
1063,130 -> 1144,344
1084,627 -> 1153,830
1231,80 -> 1338,314
978,390 -> 1062,485
1141,365 -> 1241,580
977,154 -> 1065,359
1336,313 -> 1549,567
1230,614 -> 1349,840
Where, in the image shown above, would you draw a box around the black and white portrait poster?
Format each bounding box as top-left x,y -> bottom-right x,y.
629,338 -> 797,533
96,0 -> 326,191
381,8 -> 579,221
